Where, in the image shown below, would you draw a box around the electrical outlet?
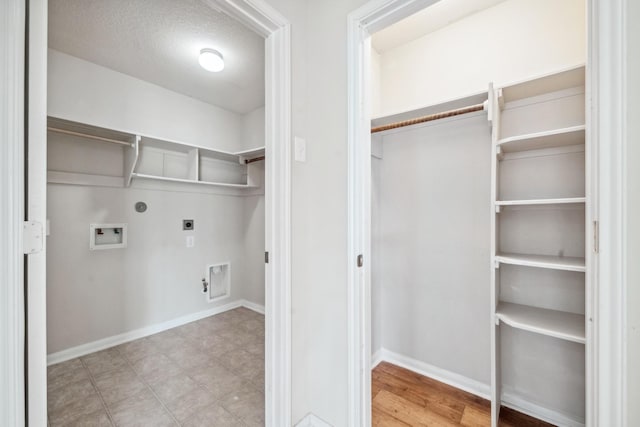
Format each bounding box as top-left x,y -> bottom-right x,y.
186,235 -> 195,248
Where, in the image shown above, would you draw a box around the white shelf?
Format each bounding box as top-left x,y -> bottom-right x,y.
48,171 -> 124,188
497,125 -> 585,153
234,146 -> 265,158
495,253 -> 585,272
496,302 -> 585,344
495,197 -> 586,207
499,65 -> 585,103
131,173 -> 258,188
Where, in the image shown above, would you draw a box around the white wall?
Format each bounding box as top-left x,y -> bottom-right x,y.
370,49 -> 382,118
48,49 -> 242,152
373,0 -> 586,117
46,184 -> 247,353
626,0 -> 640,424
241,106 -> 266,151
47,50 -> 265,355
374,113 -> 491,384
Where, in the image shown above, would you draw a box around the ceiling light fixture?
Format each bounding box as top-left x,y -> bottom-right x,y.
198,48 -> 224,72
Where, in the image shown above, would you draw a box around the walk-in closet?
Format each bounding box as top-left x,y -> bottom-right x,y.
369,1 -> 588,426
45,1 -> 267,425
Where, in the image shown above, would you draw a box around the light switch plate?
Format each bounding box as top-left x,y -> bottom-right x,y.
294,136 -> 306,162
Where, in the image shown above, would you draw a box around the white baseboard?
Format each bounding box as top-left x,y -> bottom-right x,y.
371,348 -> 383,368
502,388 -> 585,427
375,348 -> 585,427
242,299 -> 266,315
47,299 -> 265,366
378,348 -> 490,399
294,413 -> 333,427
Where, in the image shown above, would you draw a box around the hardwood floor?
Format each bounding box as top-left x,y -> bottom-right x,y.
372,362 -> 555,427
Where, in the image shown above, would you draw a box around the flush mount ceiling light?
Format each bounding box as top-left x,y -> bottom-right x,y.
198,48 -> 224,72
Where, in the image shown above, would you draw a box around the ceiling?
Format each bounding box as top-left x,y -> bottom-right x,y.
372,0 -> 508,53
48,0 -> 265,114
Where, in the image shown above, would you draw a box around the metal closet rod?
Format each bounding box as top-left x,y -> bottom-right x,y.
47,126 -> 133,147
371,102 -> 486,134
245,156 -> 265,164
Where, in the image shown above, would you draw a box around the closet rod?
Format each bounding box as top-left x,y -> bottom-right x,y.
371,102 -> 486,134
47,126 -> 134,147
245,156 -> 265,164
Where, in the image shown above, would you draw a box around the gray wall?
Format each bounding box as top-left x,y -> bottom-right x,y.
373,112 -> 492,384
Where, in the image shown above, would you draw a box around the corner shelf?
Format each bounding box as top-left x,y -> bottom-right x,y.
496,302 -> 585,344
497,125 -> 585,153
495,253 -> 585,272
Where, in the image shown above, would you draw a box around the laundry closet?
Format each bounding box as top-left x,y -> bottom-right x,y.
45,1 -> 266,364
369,1 -> 588,426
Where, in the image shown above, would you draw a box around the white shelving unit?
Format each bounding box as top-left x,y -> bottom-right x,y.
489,65 -> 587,426
47,116 -> 265,191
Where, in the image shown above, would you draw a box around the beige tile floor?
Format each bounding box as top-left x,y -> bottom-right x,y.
47,307 -> 265,427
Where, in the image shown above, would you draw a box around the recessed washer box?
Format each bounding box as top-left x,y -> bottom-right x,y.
90,223 -> 127,250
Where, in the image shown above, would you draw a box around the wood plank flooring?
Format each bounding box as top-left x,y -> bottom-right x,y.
372,362 -> 555,427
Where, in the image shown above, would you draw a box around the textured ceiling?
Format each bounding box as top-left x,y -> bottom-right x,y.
49,0 -> 265,114
372,0 -> 508,53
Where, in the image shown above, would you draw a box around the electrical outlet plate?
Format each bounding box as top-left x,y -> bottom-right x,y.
183,219 -> 194,230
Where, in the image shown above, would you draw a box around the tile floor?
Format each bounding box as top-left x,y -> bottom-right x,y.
47,307 -> 265,427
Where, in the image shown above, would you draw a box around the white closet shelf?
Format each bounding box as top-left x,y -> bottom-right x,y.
47,116 -> 265,190
497,125 -> 585,153
495,253 -> 586,272
48,171 -> 124,188
499,65 -> 585,103
234,147 -> 266,158
495,197 -> 586,206
131,173 -> 258,188
496,302 -> 585,344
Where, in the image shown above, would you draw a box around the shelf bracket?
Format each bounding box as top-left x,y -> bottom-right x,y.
495,204 -> 501,214
494,259 -> 501,269
496,145 -> 504,160
494,314 -> 500,326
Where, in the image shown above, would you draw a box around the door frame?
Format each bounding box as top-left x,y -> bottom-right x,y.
346,0 -> 627,426
20,0 -> 292,425
0,1 -> 27,426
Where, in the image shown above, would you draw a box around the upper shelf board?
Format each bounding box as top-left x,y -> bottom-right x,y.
496,302 -> 585,344
495,253 -> 586,272
48,116 -> 265,162
48,117 -> 134,145
497,125 -> 585,153
499,65 -> 585,104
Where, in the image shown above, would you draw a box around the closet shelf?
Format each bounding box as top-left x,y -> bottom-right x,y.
497,125 -> 585,153
496,302 -> 585,344
131,173 -> 258,188
499,65 -> 585,104
495,197 -> 586,207
495,253 -> 586,272
47,116 -> 265,190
